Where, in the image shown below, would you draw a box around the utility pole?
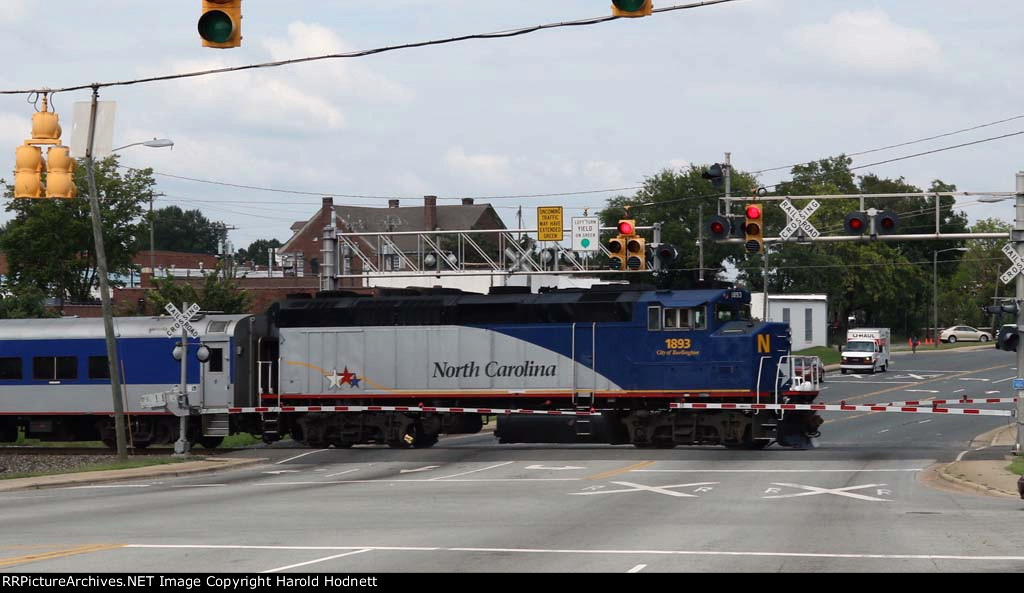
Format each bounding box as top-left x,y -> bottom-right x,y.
1015,171 -> 1024,455
84,86 -> 127,460
698,206 -> 704,282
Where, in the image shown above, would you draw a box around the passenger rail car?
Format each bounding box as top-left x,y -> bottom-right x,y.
261,286 -> 822,449
0,315 -> 253,448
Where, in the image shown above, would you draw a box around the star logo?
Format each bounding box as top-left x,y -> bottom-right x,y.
340,367 -> 355,385
349,375 -> 361,388
327,369 -> 342,389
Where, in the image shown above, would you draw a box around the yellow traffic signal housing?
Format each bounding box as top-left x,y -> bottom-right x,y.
744,203 -> 764,254
45,146 -> 77,199
199,0 -> 242,48
607,236 -> 627,271
612,0 -> 653,17
626,236 -> 646,270
30,95 -> 61,145
14,145 -> 44,198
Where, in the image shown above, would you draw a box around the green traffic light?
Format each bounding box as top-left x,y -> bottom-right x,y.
613,0 -> 648,11
198,10 -> 234,43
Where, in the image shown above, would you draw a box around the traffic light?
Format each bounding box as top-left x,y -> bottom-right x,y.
611,0 -> 652,17
843,211 -> 868,235
707,215 -> 731,241
45,146 -> 77,199
702,163 -> 725,188
617,219 -> 636,236
652,244 -> 678,270
744,204 -> 763,253
626,235 -> 646,270
607,236 -> 627,270
199,0 -> 242,48
875,210 -> 899,235
13,145 -> 43,198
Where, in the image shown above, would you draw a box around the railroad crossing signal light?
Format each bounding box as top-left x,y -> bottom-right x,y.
45,146 -> 76,198
607,236 -> 627,270
13,145 -> 43,198
652,243 -> 678,270
844,211 -> 868,235
707,215 -> 731,241
744,204 -> 763,254
199,0 -> 242,48
875,210 -> 899,235
611,0 -> 652,17
627,236 -> 646,270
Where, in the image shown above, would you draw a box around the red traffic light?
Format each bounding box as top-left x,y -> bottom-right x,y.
849,218 -> 863,231
617,220 -> 635,235
710,221 -> 724,234
844,211 -> 869,235
745,205 -> 762,220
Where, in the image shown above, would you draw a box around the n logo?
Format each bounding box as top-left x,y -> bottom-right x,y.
757,334 -> 771,353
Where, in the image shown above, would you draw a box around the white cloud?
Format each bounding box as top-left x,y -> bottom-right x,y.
582,160 -> 626,187
790,9 -> 942,75
445,147 -> 512,186
668,159 -> 692,171
0,2 -> 28,25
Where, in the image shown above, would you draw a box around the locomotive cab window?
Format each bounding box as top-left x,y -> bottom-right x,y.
663,308 -> 691,330
716,303 -> 750,322
0,357 -> 21,380
208,348 -> 224,372
33,356 -> 77,381
647,306 -> 662,331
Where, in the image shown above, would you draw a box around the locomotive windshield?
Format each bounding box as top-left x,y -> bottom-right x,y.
715,303 -> 749,322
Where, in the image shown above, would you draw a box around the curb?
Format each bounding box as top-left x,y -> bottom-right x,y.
0,457 -> 267,493
937,462 -> 1018,498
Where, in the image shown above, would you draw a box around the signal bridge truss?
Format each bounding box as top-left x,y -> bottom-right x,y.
321,224 -> 665,280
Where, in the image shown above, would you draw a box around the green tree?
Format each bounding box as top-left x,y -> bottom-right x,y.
0,286 -> 55,319
236,238 -> 282,266
945,218 -> 1012,331
0,156 -> 153,303
147,206 -> 228,254
147,262 -> 252,314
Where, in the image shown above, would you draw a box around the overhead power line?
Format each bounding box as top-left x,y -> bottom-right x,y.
0,0 -> 740,96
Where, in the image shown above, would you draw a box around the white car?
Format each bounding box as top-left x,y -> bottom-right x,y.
939,325 -> 992,343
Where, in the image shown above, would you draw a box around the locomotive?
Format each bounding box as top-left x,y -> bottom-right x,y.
0,285 -> 822,450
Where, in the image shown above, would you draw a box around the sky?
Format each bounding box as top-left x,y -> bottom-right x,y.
2,0 -> 1024,250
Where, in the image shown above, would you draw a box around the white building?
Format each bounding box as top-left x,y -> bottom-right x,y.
750,293 -> 828,351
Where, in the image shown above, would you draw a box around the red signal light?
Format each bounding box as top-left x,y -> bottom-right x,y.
745,205 -> 762,220
849,218 -> 863,231
617,220 -> 634,235
710,221 -> 725,235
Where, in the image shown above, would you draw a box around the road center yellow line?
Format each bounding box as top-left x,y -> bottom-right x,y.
586,460 -> 655,481
0,543 -> 124,569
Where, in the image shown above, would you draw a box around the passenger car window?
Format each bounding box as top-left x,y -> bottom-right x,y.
33,356 -> 77,381
88,356 -> 110,379
0,357 -> 21,380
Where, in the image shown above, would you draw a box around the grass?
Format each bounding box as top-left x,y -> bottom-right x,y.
9,428 -> 262,450
1,457 -> 187,481
1008,457 -> 1024,477
794,346 -> 839,365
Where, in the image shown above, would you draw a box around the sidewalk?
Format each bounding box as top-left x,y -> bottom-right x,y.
0,456 -> 266,493
936,424 -> 1021,499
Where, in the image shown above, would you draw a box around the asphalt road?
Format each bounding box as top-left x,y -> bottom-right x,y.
1,346 -> 1021,573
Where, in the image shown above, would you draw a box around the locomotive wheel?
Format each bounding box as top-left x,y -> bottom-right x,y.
198,437 -> 224,449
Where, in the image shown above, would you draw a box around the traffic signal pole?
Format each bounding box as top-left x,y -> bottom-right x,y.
83,86 -> 127,461
1015,172 -> 1024,455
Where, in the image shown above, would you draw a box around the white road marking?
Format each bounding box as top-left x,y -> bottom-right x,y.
325,469 -> 360,478
632,468 -> 920,473
525,465 -> 586,471
906,374 -> 925,380
917,420 -> 932,424
878,429 -> 890,433
762,483 -> 890,502
63,484 -> 150,489
569,481 -> 718,498
254,479 -> 581,485
262,548 -> 372,573
953,389 -> 966,393
399,465 -> 440,474
628,564 -> 647,573
275,450 -> 327,465
126,543 -> 1024,562
993,376 -> 1015,384
959,378 -> 990,381
170,484 -> 225,488
430,461 -> 514,481
985,390 -> 1000,394
263,470 -> 300,475
827,381 -> 916,385
904,389 -> 939,393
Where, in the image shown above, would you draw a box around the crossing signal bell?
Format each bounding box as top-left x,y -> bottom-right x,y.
611,0 -> 653,17
199,0 -> 242,48
744,204 -> 763,253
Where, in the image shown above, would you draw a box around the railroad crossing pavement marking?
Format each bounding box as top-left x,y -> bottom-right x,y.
762,483 -> 891,502
262,548 -> 373,573
586,460 -> 655,481
569,481 -> 718,498
525,464 -> 586,470
0,543 -> 125,569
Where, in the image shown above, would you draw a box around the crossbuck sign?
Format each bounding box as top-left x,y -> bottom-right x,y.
165,303 -> 201,339
778,199 -> 821,240
999,243 -> 1024,285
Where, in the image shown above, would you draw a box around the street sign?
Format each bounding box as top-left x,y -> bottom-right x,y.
1013,378 -> 1024,390
778,199 -> 821,240
1000,243 -> 1024,285
537,206 -> 564,241
165,303 -> 201,339
571,216 -> 599,252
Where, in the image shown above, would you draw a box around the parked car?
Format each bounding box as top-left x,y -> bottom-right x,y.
996,324 -> 1018,352
939,325 -> 992,343
793,358 -> 825,383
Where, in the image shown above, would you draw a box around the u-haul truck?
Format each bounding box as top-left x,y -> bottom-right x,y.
840,328 -> 891,374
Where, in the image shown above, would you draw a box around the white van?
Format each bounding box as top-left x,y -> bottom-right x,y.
840,328 -> 891,374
